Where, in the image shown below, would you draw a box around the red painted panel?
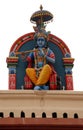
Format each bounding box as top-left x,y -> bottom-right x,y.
9,74 -> 16,89
66,75 -> 73,90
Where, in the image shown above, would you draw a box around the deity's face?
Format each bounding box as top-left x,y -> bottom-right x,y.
37,37 -> 45,48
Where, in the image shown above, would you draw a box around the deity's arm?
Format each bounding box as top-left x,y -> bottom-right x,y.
45,49 -> 55,64
26,52 -> 34,62
26,52 -> 34,67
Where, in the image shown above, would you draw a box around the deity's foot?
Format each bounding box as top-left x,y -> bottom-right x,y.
34,86 -> 41,90
34,85 -> 49,90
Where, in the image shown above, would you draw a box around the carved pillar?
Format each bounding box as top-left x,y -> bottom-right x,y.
6,53 -> 19,89
63,57 -> 74,90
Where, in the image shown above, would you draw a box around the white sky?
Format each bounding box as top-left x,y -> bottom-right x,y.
0,0 -> 83,91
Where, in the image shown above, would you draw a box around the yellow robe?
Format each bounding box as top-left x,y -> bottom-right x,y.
26,64 -> 52,86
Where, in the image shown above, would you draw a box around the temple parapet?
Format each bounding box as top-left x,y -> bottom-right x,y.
0,90 -> 83,118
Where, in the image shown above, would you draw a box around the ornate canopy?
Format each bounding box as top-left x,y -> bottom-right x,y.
30,5 -> 53,24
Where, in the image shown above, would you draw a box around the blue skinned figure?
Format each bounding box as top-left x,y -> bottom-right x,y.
26,34 -> 55,90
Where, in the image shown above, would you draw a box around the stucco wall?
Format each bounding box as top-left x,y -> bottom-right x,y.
0,90 -> 83,118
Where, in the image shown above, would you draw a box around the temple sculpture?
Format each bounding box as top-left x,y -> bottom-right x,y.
6,5 -> 74,90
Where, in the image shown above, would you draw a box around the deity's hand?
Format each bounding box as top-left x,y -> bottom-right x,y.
46,55 -> 55,63
38,48 -> 45,56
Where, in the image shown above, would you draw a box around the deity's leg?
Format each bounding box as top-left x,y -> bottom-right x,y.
36,64 -> 52,86
26,68 -> 37,85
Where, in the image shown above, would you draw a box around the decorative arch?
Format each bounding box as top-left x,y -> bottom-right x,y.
10,32 -> 34,53
10,32 -> 71,57
6,32 -> 74,90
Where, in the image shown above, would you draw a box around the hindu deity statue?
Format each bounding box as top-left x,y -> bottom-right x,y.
6,5 -> 74,90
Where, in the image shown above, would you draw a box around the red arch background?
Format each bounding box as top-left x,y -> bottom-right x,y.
10,32 -> 71,56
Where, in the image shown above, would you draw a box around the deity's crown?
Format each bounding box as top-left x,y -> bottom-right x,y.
37,32 -> 48,39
